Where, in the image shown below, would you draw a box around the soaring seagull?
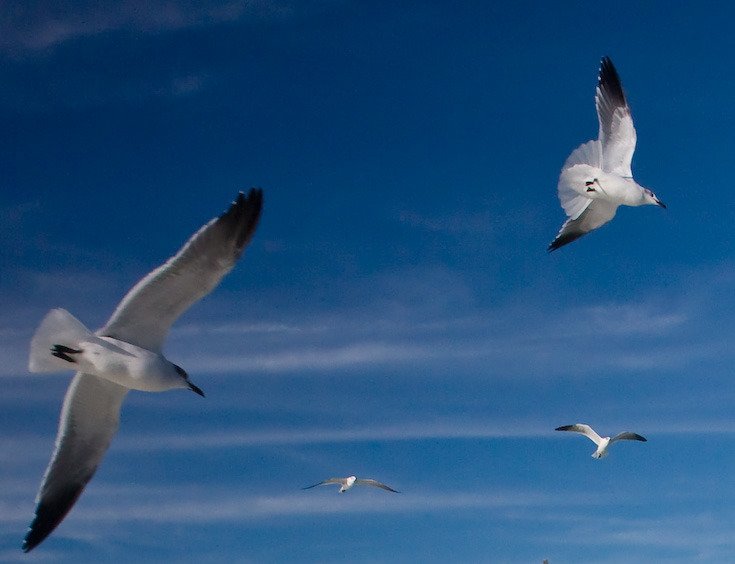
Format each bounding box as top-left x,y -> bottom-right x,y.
548,57 -> 665,251
23,189 -> 263,552
556,423 -> 647,459
303,476 -> 399,493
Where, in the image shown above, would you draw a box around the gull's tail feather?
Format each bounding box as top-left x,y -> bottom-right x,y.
29,309 -> 95,373
561,139 -> 603,170
556,140 -> 603,220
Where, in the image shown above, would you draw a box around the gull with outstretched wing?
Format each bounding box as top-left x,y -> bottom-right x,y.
23,189 -> 263,552
556,423 -> 647,459
303,476 -> 399,493
548,57 -> 665,251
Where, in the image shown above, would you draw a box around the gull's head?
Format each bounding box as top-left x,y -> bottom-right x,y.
643,188 -> 666,209
173,364 -> 205,397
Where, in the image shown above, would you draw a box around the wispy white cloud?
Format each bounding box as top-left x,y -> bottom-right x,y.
173,320 -> 325,336
10,412 -> 735,464
1,260 -> 715,382
398,209 -> 499,235
164,295 -> 698,379
536,512 -> 735,561
109,419 -> 546,452
180,341 -> 439,373
574,303 -> 688,336
0,0 -> 300,56
0,548 -> 61,563
84,417 -> 735,454
7,487 -> 596,525
6,473 -> 735,561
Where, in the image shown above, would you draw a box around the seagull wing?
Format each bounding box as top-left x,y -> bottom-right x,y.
23,374 -> 129,552
609,431 -> 647,444
595,57 -> 636,177
556,424 -> 603,446
547,199 -> 618,251
354,479 -> 399,493
303,478 -> 343,490
101,189 -> 263,352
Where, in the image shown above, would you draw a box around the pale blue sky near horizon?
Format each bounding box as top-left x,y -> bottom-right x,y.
2,1 -> 735,563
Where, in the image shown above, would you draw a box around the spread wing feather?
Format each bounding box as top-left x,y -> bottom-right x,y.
596,57 -> 636,176
101,189 -> 263,351
23,374 -> 129,552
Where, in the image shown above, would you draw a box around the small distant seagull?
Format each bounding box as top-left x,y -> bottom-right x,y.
548,57 -> 665,251
556,424 -> 646,459
303,476 -> 399,493
23,189 -> 263,552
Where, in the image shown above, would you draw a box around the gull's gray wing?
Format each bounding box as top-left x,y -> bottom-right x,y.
354,479 -> 399,493
595,57 -> 636,177
610,431 -> 647,445
23,373 -> 129,552
555,424 -> 603,446
547,199 -> 618,251
303,478 -> 343,489
101,189 -> 263,352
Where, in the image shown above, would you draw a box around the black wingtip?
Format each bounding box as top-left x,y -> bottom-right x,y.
547,220 -> 590,253
221,188 -> 264,255
599,56 -> 616,79
23,511 -> 55,553
598,56 -> 626,104
547,234 -> 577,253
22,486 -> 86,553
188,382 -> 205,397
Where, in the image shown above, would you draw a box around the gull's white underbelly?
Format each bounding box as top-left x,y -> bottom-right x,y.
560,164 -> 643,206
75,337 -> 177,392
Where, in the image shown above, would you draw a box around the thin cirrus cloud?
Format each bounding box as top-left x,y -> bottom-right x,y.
107,420 -> 547,453
12,491 -> 731,564
14,486 -> 598,524
9,412 -> 735,467
0,0 -> 299,55
86,417 -> 735,455
5,259 -> 730,386
1,263 -> 720,384
165,298 -> 694,379
398,209 -> 501,236
2,281 -> 699,382
538,513 -> 735,559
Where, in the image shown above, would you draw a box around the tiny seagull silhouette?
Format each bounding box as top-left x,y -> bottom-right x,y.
556,423 -> 647,459
303,476 -> 399,493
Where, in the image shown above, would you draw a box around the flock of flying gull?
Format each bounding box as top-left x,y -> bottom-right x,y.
21,56 -> 655,553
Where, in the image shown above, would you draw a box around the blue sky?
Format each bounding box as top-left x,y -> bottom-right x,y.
2,1 -> 735,562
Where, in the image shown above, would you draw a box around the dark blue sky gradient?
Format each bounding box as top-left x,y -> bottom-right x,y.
3,1 -> 735,563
